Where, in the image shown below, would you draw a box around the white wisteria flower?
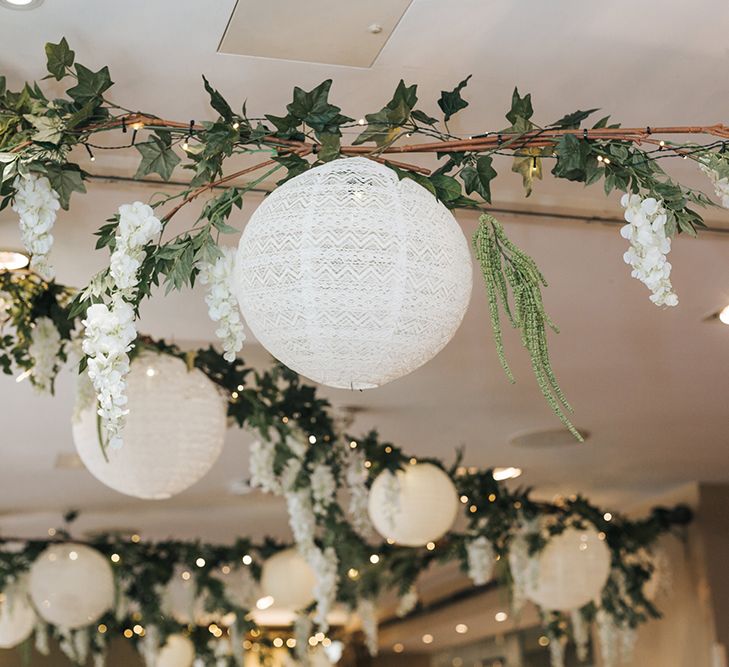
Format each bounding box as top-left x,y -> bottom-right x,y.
197,247 -> 246,362
12,174 -> 60,281
248,439 -> 281,494
285,489 -> 317,552
620,194 -> 678,307
27,316 -> 62,393
570,609 -> 590,662
466,536 -> 496,586
345,448 -> 374,539
698,154 -> 729,208
81,298 -> 137,449
307,545 -> 338,631
396,585 -> 418,617
310,463 -> 337,516
109,202 -> 162,296
357,598 -> 379,657
0,290 -> 12,323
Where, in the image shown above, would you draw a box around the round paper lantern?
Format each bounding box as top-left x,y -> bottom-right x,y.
0,585 -> 36,648
526,527 -> 611,611
73,352 -> 228,499
234,157 -> 473,389
368,463 -> 458,547
29,543 -> 114,629
260,549 -> 316,611
156,634 -> 195,667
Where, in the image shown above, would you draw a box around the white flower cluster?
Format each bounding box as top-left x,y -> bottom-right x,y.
466,536 -> 496,586
396,585 -> 418,618
357,598 -> 379,657
548,632 -> 566,667
507,520 -> 540,614
310,463 -> 337,515
197,247 -> 246,362
620,194 -> 678,307
698,158 -> 729,208
109,202 -> 162,296
0,290 -> 12,323
27,316 -> 62,393
12,174 -> 60,281
379,470 -> 402,533
81,299 -> 136,449
308,545 -> 339,630
294,614 -> 313,663
345,448 -> 374,539
570,609 -> 590,662
285,489 -> 317,550
248,439 -> 281,494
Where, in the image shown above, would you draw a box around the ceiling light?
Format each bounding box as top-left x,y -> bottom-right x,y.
256,595 -> 274,610
719,305 -> 729,325
0,250 -> 29,271
492,467 -> 522,481
1,0 -> 44,9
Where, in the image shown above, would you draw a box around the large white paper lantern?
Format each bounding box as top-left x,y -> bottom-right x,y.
234,157 -> 473,389
368,462 -> 458,547
73,352 -> 228,499
526,527 -> 611,611
260,549 -> 316,611
29,543 -> 114,629
156,634 -> 195,667
0,584 -> 37,648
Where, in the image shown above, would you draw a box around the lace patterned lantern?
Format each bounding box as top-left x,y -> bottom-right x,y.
28,543 -> 114,629
260,548 -> 316,611
157,634 -> 195,667
0,583 -> 36,648
234,157 -> 472,389
526,527 -> 611,611
368,462 -> 459,547
73,352 -> 228,500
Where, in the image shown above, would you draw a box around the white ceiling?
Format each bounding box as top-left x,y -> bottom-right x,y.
0,0 -> 728,548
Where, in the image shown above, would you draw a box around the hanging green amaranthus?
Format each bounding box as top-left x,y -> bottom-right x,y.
472,214 -> 582,440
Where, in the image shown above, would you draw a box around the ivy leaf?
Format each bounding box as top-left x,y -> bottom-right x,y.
135,136 -> 181,181
45,164 -> 86,210
286,80 -> 352,136
45,38 -> 75,81
317,133 -> 340,162
438,75 -> 472,122
511,148 -> 544,197
429,173 -> 462,203
461,155 -> 497,202
202,75 -> 233,122
505,87 -> 534,126
66,64 -> 113,105
551,134 -> 595,182
273,153 -> 310,185
264,113 -> 303,140
411,109 -> 438,126
353,80 -> 418,146
550,108 -> 599,129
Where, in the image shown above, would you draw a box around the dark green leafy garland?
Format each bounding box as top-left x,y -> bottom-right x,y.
2,39 -> 726,433
0,274 -> 692,658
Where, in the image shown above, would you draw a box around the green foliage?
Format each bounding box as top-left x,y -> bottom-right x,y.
202,75 -> 233,121
505,87 -> 535,131
461,155 -> 497,202
45,163 -> 86,209
134,134 -> 181,181
353,80 -> 418,146
438,75 -> 472,122
66,63 -> 113,105
550,108 -> 599,129
44,37 -> 75,81
472,214 -> 582,440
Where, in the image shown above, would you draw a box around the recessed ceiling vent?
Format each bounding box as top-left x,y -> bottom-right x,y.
218,0 -> 413,67
509,428 -> 590,448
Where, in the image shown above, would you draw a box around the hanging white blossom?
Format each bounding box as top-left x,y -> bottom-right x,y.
197,247 -> 246,362
620,194 -> 678,307
310,463 -> 337,516
248,439 -> 281,494
345,448 -> 374,538
570,609 -> 590,661
27,316 -> 62,392
357,598 -> 378,657
34,622 -> 49,656
396,586 -> 418,618
619,624 -> 638,664
508,522 -> 539,614
0,290 -> 12,323
548,633 -> 566,667
596,608 -> 619,667
698,154 -> 729,208
285,490 -> 317,552
109,202 -> 161,297
139,625 -> 160,667
294,614 -> 312,663
466,536 -> 496,586
12,174 -> 60,281
307,546 -> 338,631
81,298 -> 136,449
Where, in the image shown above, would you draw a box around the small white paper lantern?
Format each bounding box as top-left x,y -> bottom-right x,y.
0,585 -> 36,648
234,157 -> 473,390
526,527 -> 611,611
29,543 -> 114,629
156,634 -> 195,667
368,462 -> 459,547
260,549 -> 316,611
73,352 -> 228,499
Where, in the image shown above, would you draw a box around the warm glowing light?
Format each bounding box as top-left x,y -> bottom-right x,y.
273,638 -> 283,648
286,638 -> 296,648
133,624 -> 144,635
130,534 -> 141,543
393,643 -> 404,653
242,554 -> 253,565
455,624 -> 468,634
603,512 -> 613,521
426,542 -> 435,551
181,571 -> 191,581
98,624 -> 107,634
123,629 -> 133,639
492,467 -> 522,481
68,551 -> 78,561
348,568 -> 359,580
196,557 -> 206,568
146,367 -> 156,377
494,611 -> 508,622
110,554 -> 120,563
422,633 -> 433,644
460,495 -> 468,504
538,635 -> 550,647
309,435 -> 317,444
0,250 -> 29,271
369,554 -> 380,564
719,305 -> 729,325
256,595 -> 274,610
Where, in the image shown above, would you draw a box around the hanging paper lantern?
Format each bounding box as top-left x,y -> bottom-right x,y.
367,462 -> 458,547
156,634 -> 195,667
0,584 -> 37,648
73,352 -> 228,499
234,157 -> 473,389
260,549 -> 316,611
28,543 -> 114,629
526,527 -> 611,611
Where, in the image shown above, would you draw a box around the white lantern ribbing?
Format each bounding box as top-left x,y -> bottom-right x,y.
367,462 -> 459,547
260,548 -> 316,611
28,543 -> 114,629
234,157 -> 473,390
156,634 -> 195,667
526,527 -> 611,611
0,585 -> 36,648
73,352 -> 228,499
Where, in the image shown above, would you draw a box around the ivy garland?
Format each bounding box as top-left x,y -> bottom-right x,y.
2,39 -> 728,434
0,272 -> 692,666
